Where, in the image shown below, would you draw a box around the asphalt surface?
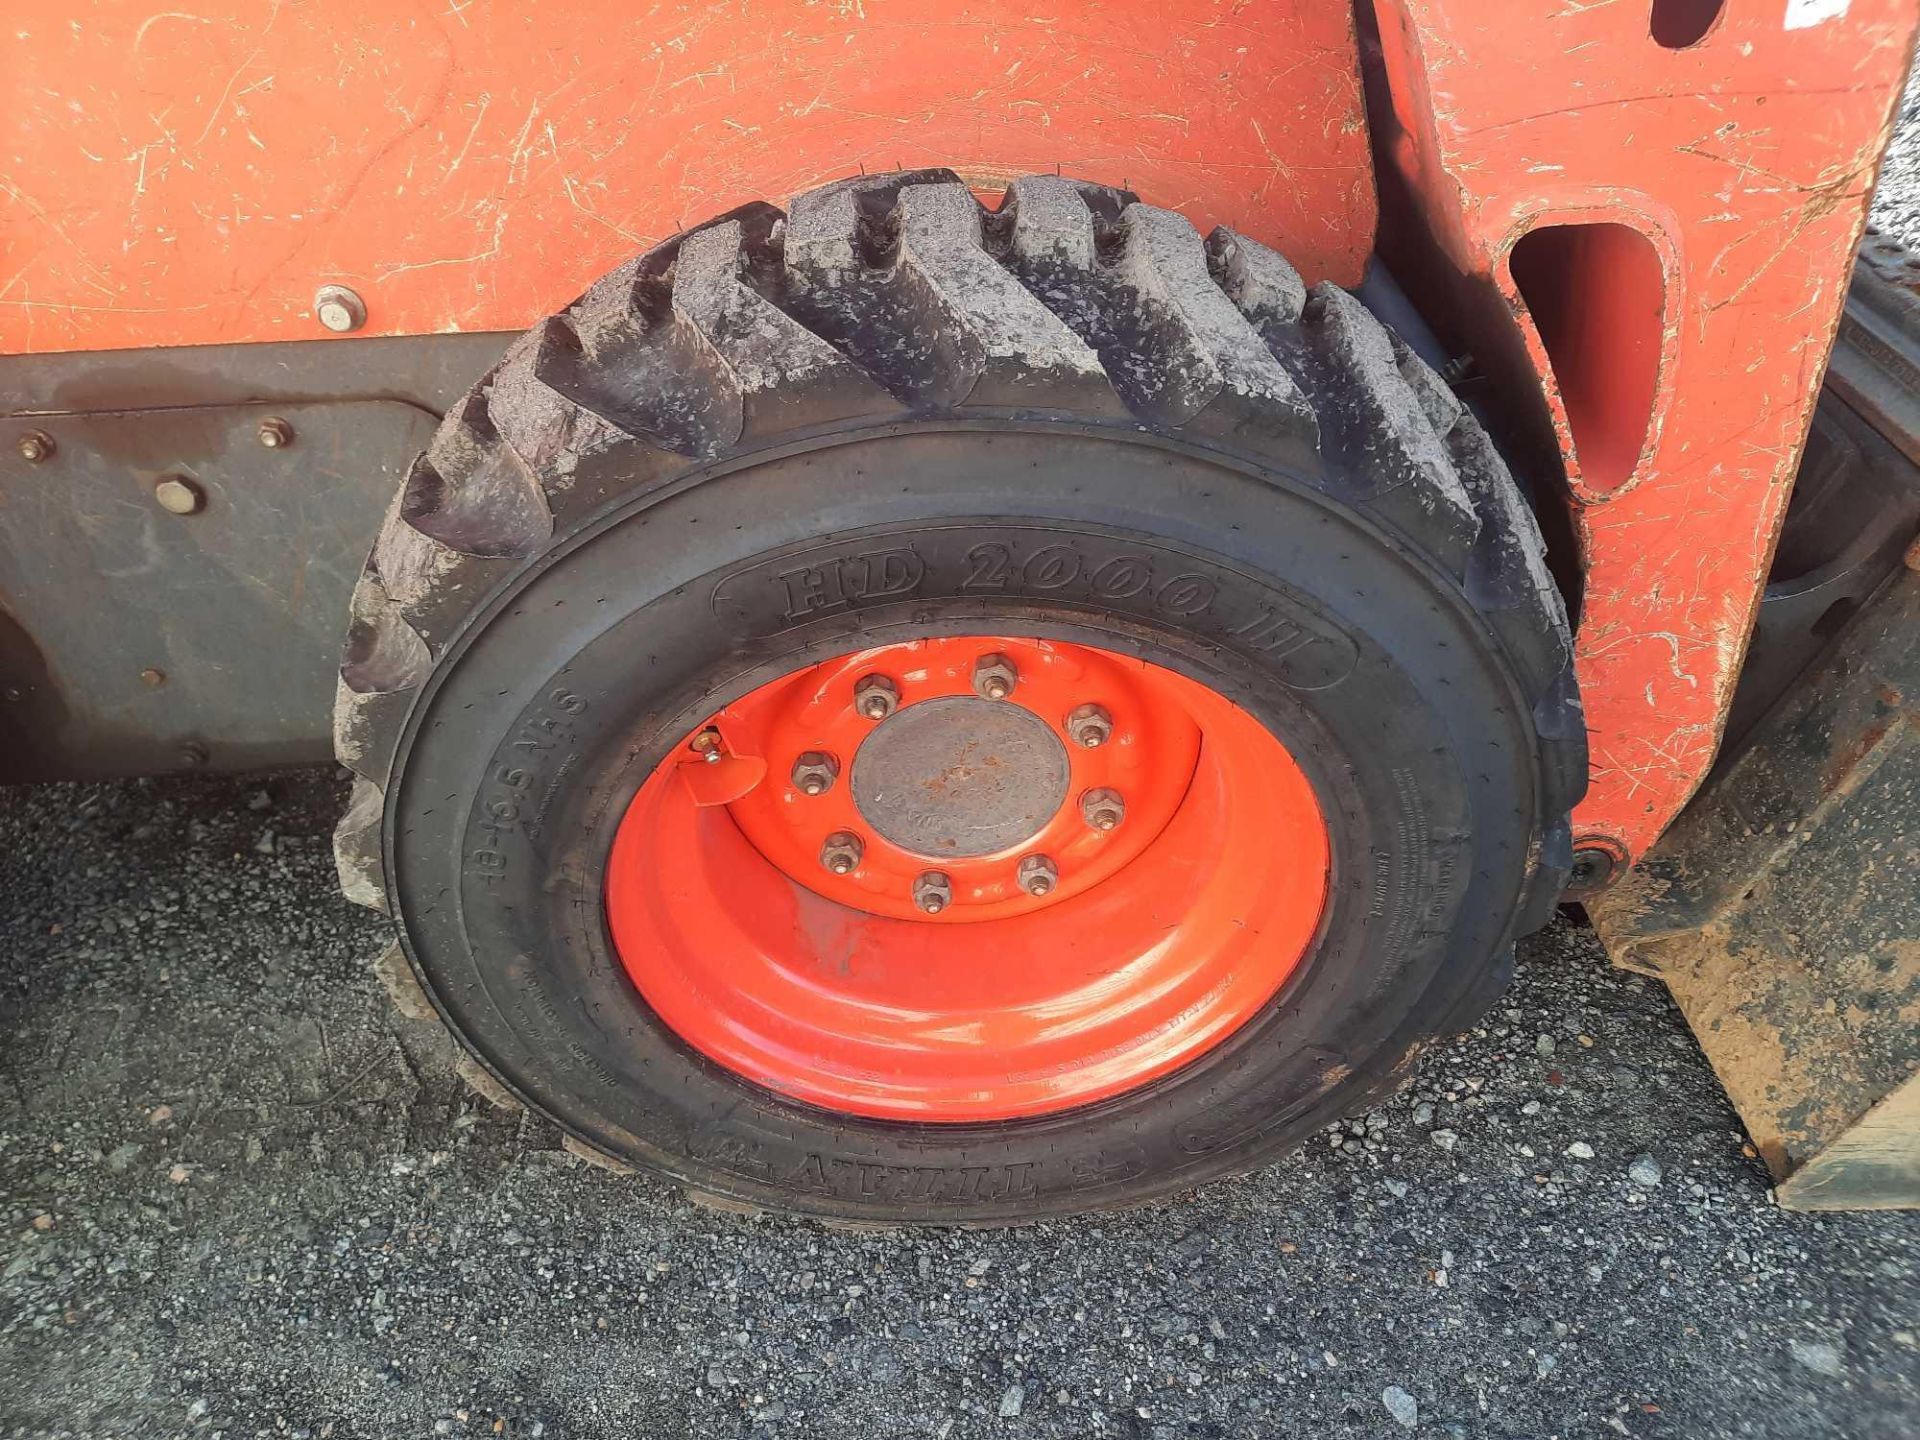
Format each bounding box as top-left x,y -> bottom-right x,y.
2,767 -> 1916,1440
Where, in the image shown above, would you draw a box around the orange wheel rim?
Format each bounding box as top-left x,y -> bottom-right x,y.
605,636 -> 1330,1121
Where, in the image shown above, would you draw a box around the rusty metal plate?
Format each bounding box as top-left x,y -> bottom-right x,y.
1592,571 -> 1919,1210
0,398 -> 439,781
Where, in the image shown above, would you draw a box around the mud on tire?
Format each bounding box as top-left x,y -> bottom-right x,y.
333,170 -> 1583,1222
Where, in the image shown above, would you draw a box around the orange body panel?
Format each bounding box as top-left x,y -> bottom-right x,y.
0,1 -> 1372,354
1375,0 -> 1916,861
6,1 -> 1917,865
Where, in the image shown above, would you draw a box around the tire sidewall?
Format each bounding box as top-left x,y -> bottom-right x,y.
387,423 -> 1536,1220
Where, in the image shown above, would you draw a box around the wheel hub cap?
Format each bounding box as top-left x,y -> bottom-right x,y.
851,695 -> 1069,858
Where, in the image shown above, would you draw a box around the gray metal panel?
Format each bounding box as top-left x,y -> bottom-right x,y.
0,332 -> 512,416
0,399 -> 434,780
0,332 -> 512,782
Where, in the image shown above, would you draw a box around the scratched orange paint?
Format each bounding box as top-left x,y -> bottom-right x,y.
0,0 -> 1372,354
8,0 -> 1917,864
1376,0 -> 1916,857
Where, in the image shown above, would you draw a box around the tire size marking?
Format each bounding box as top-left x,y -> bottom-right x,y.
466,686 -> 588,886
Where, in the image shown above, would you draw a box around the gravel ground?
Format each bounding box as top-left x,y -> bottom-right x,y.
1871,65 -> 1920,247
2,769 -> 1916,1440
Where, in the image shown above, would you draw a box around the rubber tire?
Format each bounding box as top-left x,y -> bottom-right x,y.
333,170 -> 1584,1223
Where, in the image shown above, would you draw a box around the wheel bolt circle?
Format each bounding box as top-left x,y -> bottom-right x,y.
1017,854 -> 1059,897
913,871 -> 953,914
791,751 -> 839,796
971,653 -> 1018,702
821,831 -> 864,875
854,674 -> 899,721
1066,702 -> 1112,748
1081,788 -> 1126,832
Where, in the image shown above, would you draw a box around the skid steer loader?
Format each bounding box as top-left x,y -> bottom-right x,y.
1,0 -> 1914,1220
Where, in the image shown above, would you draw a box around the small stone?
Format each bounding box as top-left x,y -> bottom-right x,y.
1565,1142 -> 1595,1160
247,789 -> 274,811
253,829 -> 278,855
968,1256 -> 993,1277
1412,1102 -> 1435,1126
1385,1179 -> 1408,1199
1628,1154 -> 1663,1187
1520,1100 -> 1542,1116
999,1384 -> 1025,1418
1790,1338 -> 1844,1377
1535,1034 -> 1557,1057
1382,1386 -> 1418,1429
1430,1129 -> 1458,1153
168,1164 -> 191,1184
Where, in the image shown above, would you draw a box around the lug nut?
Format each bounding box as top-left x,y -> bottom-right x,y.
971,653 -> 1018,701
257,416 -> 294,449
791,751 -> 839,796
17,430 -> 54,464
853,674 -> 899,721
689,726 -> 724,762
913,870 -> 953,914
1065,702 -> 1113,748
1081,788 -> 1126,831
153,474 -> 205,516
1017,854 -> 1059,897
820,832 -> 864,876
